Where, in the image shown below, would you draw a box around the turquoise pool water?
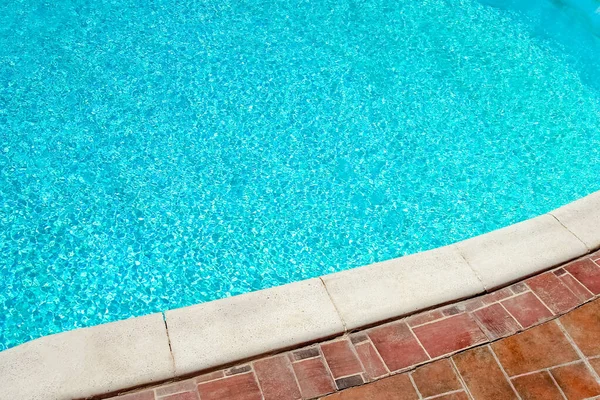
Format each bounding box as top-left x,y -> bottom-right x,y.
1,0 -> 600,350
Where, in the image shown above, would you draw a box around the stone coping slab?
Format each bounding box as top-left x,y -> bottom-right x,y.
166,278 -> 344,376
0,314 -> 174,400
321,245 -> 485,330
550,190 -> 600,251
1,190 -> 599,399
456,213 -> 588,290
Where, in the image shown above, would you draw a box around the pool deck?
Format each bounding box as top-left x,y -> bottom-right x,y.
106,249 -> 600,400
1,191 -> 600,400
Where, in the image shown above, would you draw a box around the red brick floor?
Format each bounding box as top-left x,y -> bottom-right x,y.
107,251 -> 600,400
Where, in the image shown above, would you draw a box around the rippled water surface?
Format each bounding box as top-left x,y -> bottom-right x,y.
1,0 -> 600,349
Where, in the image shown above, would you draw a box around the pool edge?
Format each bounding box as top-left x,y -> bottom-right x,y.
1,191 -> 599,400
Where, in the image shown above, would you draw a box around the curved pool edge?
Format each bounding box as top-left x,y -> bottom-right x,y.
1,190 -> 599,400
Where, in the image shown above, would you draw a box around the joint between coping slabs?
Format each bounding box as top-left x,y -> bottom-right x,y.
319,277 -> 348,332
162,311 -> 177,374
453,244 -> 488,293
548,212 -> 591,253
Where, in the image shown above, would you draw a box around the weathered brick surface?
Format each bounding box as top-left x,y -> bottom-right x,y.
116,392 -> 155,400
433,393 -> 469,400
195,370 -> 225,384
566,258 -> 600,295
412,314 -> 487,358
353,341 -> 387,381
527,272 -> 580,314
292,357 -> 336,398
560,273 -> 594,302
491,322 -> 579,376
322,374 -> 418,400
160,392 -> 199,400
197,373 -> 262,400
501,292 -> 553,328
368,321 -> 428,372
155,380 -> 196,397
453,346 -> 518,400
254,355 -> 301,400
406,309 -> 444,327
511,371 -> 564,400
472,303 -> 520,340
559,300 -> 600,357
321,340 -> 363,379
551,362 -> 600,400
410,359 -> 461,398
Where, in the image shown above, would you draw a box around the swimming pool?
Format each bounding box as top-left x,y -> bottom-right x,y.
1,0 -> 600,350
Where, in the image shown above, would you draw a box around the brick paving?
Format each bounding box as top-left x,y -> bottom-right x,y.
107,251 -> 600,400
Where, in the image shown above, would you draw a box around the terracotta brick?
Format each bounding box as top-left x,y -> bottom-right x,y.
335,374 -> 364,390
412,314 -> 487,358
410,359 -> 461,398
225,365 -> 251,376
292,357 -> 336,399
483,287 -> 514,303
491,321 -> 579,376
291,347 -> 320,361
453,346 -> 518,400
554,268 -> 568,276
501,292 -> 553,328
463,297 -> 486,312
350,333 -> 368,344
527,272 -> 580,314
473,303 -> 521,340
161,393 -> 199,400
433,393 -> 469,400
354,341 -> 388,380
590,357 -> 600,375
551,362 -> 600,400
511,282 -> 529,294
442,305 -> 462,316
197,372 -> 262,400
321,373 -> 419,400
116,392 -> 155,400
560,273 -> 594,302
155,380 -> 196,397
254,355 -> 301,400
559,300 -> 600,357
566,258 -> 600,295
368,322 -> 429,372
321,340 -> 363,379
406,310 -> 444,327
195,370 -> 225,384
511,371 -> 564,400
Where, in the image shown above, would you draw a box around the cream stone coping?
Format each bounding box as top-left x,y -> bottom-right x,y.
456,213 -> 588,290
0,314 -> 174,400
165,278 -> 344,376
0,191 -> 598,400
321,245 -> 485,330
550,190 -> 600,252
